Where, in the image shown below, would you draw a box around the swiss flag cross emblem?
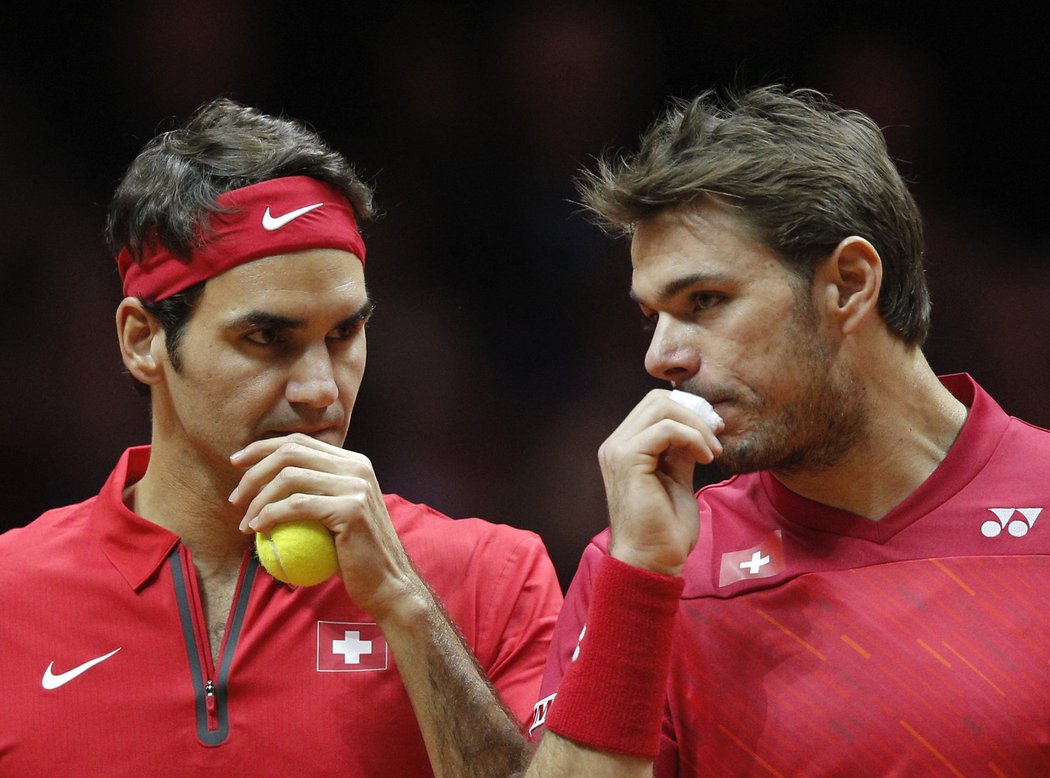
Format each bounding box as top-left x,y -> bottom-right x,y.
718,530 -> 786,587
317,621 -> 388,672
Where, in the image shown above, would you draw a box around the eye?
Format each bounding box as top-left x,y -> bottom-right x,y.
244,327 -> 289,346
328,302 -> 375,342
692,292 -> 725,312
327,320 -> 365,341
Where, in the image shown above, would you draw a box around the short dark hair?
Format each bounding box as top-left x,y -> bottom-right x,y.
107,98 -> 376,395
578,85 -> 930,345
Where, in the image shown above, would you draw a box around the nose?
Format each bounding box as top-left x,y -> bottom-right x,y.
644,315 -> 701,384
286,344 -> 340,408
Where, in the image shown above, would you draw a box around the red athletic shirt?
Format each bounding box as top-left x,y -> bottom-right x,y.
0,446 -> 563,777
532,375 -> 1050,775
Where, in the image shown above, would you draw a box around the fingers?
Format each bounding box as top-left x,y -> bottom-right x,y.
231,434 -> 426,617
230,433 -> 377,533
236,468 -> 370,533
230,432 -> 361,475
599,389 -> 722,575
603,389 -> 723,472
613,416 -> 720,467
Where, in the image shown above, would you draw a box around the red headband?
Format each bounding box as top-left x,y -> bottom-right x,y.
116,176 -> 366,300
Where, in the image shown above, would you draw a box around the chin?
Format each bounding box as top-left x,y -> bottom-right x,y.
716,435 -> 788,475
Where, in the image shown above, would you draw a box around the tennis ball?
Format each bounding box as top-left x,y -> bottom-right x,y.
255,519 -> 339,586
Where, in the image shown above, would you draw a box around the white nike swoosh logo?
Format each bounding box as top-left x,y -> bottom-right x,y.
41,647 -> 122,690
262,202 -> 324,230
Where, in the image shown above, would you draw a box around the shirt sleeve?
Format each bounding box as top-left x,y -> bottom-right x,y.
526,534 -> 680,777
475,528 -> 565,726
526,536 -> 605,740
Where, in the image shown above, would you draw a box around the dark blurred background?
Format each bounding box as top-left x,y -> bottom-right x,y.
3,1 -> 1049,588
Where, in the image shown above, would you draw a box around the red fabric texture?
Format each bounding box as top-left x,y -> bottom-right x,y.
0,447 -> 563,776
535,375 -> 1050,775
545,554 -> 684,758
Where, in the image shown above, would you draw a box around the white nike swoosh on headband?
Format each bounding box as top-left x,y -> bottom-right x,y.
41,647 -> 122,690
262,202 -> 324,230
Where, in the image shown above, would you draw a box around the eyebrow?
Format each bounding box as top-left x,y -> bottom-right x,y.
629,272 -> 731,305
228,298 -> 376,332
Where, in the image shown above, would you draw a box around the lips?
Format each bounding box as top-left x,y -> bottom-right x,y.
698,396 -> 734,429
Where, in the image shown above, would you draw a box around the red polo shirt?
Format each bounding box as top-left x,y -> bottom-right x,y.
1,447 -> 562,776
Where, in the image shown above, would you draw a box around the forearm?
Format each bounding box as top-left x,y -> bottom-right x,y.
525,556 -> 682,776
526,731 -> 652,777
379,579 -> 531,778
230,439 -> 535,773
526,390 -> 703,777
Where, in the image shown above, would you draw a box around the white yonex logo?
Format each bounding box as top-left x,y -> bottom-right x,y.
739,551 -> 771,575
262,202 -> 324,230
332,630 -> 373,664
982,508 -> 1042,538
42,647 -> 121,690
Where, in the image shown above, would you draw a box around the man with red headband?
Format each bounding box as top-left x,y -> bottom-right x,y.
0,98 -> 560,776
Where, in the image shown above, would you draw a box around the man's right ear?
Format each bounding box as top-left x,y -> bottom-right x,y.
116,298 -> 164,386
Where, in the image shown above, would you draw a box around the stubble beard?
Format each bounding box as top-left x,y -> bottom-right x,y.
714,309 -> 869,478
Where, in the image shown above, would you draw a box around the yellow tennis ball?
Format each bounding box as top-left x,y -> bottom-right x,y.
255,519 -> 339,586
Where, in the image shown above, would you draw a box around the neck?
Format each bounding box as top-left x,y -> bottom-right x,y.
126,440 -> 252,567
774,347 -> 967,520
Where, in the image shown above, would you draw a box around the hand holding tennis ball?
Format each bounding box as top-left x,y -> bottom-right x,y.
254,519 -> 339,586
232,434 -> 414,603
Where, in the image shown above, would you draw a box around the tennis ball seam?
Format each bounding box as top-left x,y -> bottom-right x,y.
261,531 -> 288,582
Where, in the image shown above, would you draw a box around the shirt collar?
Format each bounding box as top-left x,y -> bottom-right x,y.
762,373 -> 1007,541
93,446 -> 181,590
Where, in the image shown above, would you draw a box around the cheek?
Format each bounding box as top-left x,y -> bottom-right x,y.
341,339 -> 368,381
187,356 -> 277,412
727,326 -> 814,403
339,361 -> 366,402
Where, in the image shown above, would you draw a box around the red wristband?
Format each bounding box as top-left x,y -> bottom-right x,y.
545,555 -> 684,759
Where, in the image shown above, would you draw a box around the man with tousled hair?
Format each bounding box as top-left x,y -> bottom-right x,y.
0,98 -> 561,777
523,85 -> 1050,775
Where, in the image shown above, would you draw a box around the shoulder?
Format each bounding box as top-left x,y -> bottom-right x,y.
384,492 -> 545,548
1005,416 -> 1050,449
978,416 -> 1050,482
0,499 -> 100,599
383,492 -> 556,583
0,498 -> 95,558
381,493 -> 562,669
958,373 -> 1050,461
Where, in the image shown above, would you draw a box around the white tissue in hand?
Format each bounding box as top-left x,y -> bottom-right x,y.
669,390 -> 723,430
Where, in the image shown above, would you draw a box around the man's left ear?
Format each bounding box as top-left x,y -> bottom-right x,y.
116,297 -> 164,386
816,236 -> 882,335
